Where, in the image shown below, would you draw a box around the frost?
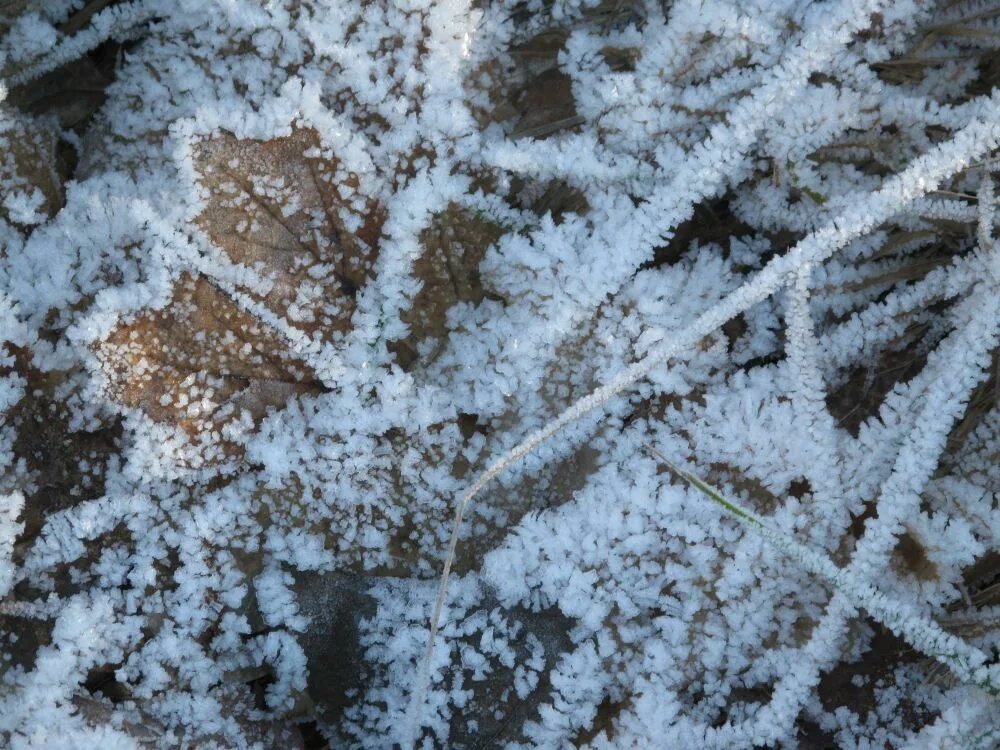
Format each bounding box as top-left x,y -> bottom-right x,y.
1,0 -> 999,747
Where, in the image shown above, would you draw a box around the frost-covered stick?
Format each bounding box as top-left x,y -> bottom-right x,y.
977,170 -> 998,282
6,0 -> 157,87
405,99 -> 1000,741
0,599 -> 57,620
786,264 -> 846,539
822,252 -> 982,372
910,197 -> 980,223
647,446 -> 999,692
0,490 -> 22,599
848,293 -> 999,580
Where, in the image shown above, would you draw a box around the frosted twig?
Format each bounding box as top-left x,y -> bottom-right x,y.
786,264 -> 846,535
734,280 -> 1000,746
976,170 -> 998,282
0,597 -> 60,620
6,1 -> 156,88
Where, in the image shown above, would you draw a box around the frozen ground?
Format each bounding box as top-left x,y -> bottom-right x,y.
0,1 -> 998,747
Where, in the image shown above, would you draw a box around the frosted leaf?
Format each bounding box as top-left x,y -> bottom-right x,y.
393,204 -> 504,366
94,273 -> 322,451
192,126 -> 382,341
0,110 -> 62,224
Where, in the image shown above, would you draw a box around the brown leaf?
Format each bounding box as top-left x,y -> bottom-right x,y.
5,346 -> 119,544
11,54 -> 112,129
392,205 -> 503,367
96,273 -> 321,448
0,111 -> 63,221
193,127 -> 381,343
512,68 -> 580,140
95,127 -> 383,451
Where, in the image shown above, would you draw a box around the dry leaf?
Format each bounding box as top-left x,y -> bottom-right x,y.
95,127 -> 382,450
512,68 -> 580,140
193,127 -> 381,342
392,205 -> 503,367
0,111 -> 63,222
96,273 -> 322,449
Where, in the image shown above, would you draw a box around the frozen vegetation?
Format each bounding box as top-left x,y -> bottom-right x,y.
0,0 -> 998,747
